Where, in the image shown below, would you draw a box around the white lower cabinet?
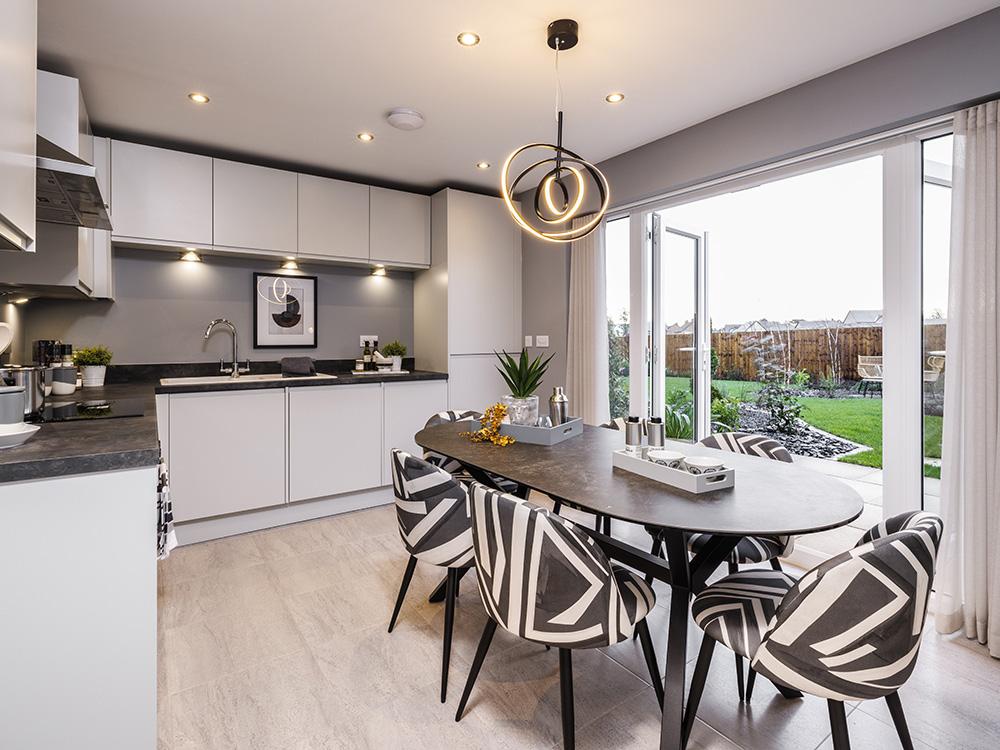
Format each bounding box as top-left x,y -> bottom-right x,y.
288,384 -> 383,502
382,380 -> 448,484
168,390 -> 287,522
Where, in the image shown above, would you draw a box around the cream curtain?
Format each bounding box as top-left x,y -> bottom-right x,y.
566,217 -> 610,426
934,100 -> 1000,657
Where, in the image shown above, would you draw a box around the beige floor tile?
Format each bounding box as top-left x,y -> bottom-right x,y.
814,706 -> 935,750
836,477 -> 885,503
318,503 -> 397,542
795,524 -> 859,559
267,549 -> 347,597
252,520 -> 336,561
158,531 -> 264,585
286,569 -> 399,646
848,502 -> 883,531
159,563 -> 285,629
163,619 -> 235,694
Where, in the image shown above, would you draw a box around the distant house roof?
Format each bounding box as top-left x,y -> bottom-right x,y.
843,309 -> 883,326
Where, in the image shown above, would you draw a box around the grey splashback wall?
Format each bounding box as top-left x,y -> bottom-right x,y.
19,249 -> 414,364
522,7 -> 1000,393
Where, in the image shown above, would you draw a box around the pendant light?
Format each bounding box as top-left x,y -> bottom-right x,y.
501,19 -> 610,244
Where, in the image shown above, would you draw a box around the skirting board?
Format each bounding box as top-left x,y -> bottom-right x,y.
175,485 -> 395,545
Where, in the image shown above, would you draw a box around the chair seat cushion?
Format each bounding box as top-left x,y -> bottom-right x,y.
612,565 -> 656,625
691,570 -> 797,658
689,532 -> 786,565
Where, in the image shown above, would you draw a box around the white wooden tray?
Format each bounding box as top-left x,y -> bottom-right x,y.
612,449 -> 735,494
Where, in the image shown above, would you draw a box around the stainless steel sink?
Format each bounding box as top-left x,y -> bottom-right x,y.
159,373 -> 338,386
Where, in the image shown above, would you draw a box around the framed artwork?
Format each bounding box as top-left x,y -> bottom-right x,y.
253,273 -> 318,348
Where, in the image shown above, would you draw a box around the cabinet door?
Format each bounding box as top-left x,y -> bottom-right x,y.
168,390 -> 286,522
288,385 -> 383,502
369,187 -> 430,266
214,159 -> 297,253
446,191 -> 522,353
298,174 -> 369,261
382,380 -> 448,484
0,0 -> 36,251
448,354 -> 507,412
111,141 -> 213,245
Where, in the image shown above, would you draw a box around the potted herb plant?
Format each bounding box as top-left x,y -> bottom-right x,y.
73,345 -> 113,388
381,340 -> 407,372
495,349 -> 553,426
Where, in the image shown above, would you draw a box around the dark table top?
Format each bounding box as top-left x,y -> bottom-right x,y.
415,423 -> 864,536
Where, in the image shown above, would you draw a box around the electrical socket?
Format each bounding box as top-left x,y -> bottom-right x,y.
359,335 -> 378,346
536,335 -> 550,347
524,335 -> 533,347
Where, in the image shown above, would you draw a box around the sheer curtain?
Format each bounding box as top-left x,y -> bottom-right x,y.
935,100 -> 1000,657
566,217 -> 610,426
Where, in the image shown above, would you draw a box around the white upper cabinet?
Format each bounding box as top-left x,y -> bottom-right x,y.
370,186 -> 430,266
297,174 -> 369,261
0,0 -> 36,252
111,141 -> 213,246
213,159 -> 297,253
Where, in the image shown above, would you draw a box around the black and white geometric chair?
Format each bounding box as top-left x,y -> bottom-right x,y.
387,448 -> 474,702
455,482 -> 663,749
684,511 -> 943,750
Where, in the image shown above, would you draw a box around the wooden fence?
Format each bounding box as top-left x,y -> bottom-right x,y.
659,323 -> 946,382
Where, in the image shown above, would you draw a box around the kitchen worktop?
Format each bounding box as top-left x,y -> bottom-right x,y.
154,368 -> 448,394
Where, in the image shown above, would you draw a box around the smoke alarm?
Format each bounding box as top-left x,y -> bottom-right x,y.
386,108 -> 425,131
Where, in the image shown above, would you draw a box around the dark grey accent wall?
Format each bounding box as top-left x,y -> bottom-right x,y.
522,7 -> 1000,392
19,249 -> 414,364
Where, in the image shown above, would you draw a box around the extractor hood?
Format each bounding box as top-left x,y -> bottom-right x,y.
36,135 -> 112,230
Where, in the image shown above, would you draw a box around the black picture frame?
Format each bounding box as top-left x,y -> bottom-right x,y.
252,272 -> 318,349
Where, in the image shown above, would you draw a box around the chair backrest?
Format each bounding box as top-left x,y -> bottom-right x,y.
422,410 -> 481,476
856,510 -> 940,546
388,449 -> 473,568
699,432 -> 793,463
752,511 -> 943,702
467,481 -> 635,648
857,355 -> 883,379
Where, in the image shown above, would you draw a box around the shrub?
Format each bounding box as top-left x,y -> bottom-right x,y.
73,345 -> 113,367
791,369 -> 811,388
381,340 -> 407,357
711,396 -> 741,432
663,403 -> 693,440
756,382 -> 802,433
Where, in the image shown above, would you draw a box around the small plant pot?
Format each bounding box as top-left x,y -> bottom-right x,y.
391,355 -> 402,372
502,395 -> 539,426
81,365 -> 107,388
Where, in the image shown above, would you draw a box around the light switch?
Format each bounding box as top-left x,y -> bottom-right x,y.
524,335 -> 533,347
536,335 -> 550,348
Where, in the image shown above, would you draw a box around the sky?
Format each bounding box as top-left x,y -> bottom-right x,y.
605,136 -> 953,328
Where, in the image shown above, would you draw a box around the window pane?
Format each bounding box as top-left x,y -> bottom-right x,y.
605,217 -> 630,419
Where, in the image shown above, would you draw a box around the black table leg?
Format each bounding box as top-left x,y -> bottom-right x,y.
428,567 -> 470,603
659,530 -> 690,750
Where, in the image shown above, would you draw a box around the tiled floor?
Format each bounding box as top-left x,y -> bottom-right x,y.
157,503 -> 1000,750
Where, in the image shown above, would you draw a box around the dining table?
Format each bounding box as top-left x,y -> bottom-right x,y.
414,422 -> 864,750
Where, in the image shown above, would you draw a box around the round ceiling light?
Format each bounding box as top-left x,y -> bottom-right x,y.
605,92 -> 625,104
386,108 -> 425,131
356,131 -> 375,142
457,31 -> 480,47
476,161 -> 491,170
187,92 -> 210,104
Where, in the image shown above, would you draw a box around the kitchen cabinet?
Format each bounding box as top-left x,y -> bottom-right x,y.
168,390 -> 286,522
288,384 -> 383,501
0,0 -> 37,252
111,141 -> 213,246
213,159 -> 297,253
382,379 -> 448,484
90,137 -> 114,299
370,186 -> 430,266
298,174 -> 370,261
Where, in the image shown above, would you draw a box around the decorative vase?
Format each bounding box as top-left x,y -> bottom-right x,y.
502,395 -> 539,426
81,365 -> 106,388
391,355 -> 402,372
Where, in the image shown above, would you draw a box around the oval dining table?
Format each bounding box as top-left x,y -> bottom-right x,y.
415,422 -> 864,750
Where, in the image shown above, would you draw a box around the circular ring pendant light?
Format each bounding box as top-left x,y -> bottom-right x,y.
501,19 -> 610,243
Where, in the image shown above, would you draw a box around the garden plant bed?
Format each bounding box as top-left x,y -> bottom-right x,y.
736,403 -> 863,459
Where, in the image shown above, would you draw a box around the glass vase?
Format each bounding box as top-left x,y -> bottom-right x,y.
502,395 -> 539,426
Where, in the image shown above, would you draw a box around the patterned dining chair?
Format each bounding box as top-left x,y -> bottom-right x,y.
455,482 -> 663,749
387,448 -> 474,702
684,511 -> 943,750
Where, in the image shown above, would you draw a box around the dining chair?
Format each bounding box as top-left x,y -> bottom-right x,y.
455,482 -> 663,749
685,511 -> 942,750
387,448 -> 474,702
423,409 -> 521,493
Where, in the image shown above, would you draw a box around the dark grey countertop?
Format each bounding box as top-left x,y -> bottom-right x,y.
0,369 -> 448,484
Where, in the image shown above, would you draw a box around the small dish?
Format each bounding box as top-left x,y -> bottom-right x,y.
647,449 -> 685,469
681,455 -> 726,475
0,422 -> 40,449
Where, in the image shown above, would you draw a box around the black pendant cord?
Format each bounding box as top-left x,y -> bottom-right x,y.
555,111 -> 564,172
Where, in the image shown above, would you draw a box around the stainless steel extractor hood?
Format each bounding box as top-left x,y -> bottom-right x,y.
36,135 -> 112,230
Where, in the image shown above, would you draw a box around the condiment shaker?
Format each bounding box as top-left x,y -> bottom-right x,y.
647,416 -> 665,447
625,416 -> 643,455
549,386 -> 569,426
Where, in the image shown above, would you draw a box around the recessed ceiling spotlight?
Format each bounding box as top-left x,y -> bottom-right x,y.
371,265 -> 387,277
476,161 -> 491,170
281,259 -> 299,271
605,92 -> 625,104
457,31 -> 480,47
356,131 -> 375,143
12,297 -> 30,304
188,92 -> 210,104
180,249 -> 202,262
386,108 -> 425,131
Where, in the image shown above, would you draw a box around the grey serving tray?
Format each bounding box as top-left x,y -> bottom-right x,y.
471,417 -> 583,446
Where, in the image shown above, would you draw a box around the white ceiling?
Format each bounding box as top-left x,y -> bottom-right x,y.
38,0 -> 999,193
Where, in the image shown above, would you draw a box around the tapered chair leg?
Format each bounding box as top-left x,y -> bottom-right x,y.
558,648 -> 576,750
388,555 -> 417,633
735,652 -> 746,701
635,619 -> 664,708
683,635 -> 716,747
745,666 -> 757,703
885,692 -> 914,750
553,499 -> 563,515
602,515 -> 612,536
827,700 -> 851,750
770,558 -> 783,571
455,618 -> 498,721
441,567 -> 459,703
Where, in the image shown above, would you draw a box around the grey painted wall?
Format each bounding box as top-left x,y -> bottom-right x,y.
522,7 -> 1000,392
521,234 -> 570,399
19,249 -> 414,364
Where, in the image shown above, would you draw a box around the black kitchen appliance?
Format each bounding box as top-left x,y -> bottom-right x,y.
32,398 -> 145,423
